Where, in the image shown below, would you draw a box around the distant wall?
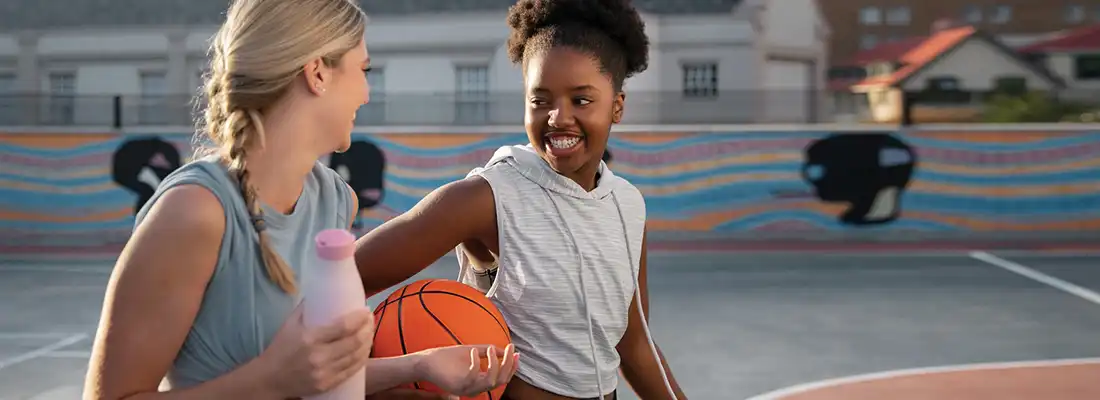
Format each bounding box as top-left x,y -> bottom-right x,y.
1,127 -> 1098,260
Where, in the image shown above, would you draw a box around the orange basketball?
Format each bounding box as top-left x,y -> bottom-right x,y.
370,279 -> 512,399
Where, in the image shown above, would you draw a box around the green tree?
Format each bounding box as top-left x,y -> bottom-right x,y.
981,91 -> 1094,123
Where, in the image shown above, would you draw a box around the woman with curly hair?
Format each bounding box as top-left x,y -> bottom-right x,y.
354,0 -> 687,398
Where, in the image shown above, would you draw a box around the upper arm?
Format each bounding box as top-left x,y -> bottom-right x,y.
354,175 -> 495,296
84,185 -> 225,399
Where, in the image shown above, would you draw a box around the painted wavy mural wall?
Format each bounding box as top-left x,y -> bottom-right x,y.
1,129 -> 1098,259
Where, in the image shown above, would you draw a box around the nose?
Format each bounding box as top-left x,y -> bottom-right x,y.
363,84 -> 371,106
547,102 -> 575,129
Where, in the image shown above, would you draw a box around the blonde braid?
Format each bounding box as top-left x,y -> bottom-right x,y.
213,76 -> 298,295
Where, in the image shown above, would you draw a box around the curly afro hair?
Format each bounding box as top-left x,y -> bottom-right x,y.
506,0 -> 650,91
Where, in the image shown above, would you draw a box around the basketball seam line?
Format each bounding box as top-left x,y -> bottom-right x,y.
395,285 -> 419,391
381,290 -> 510,337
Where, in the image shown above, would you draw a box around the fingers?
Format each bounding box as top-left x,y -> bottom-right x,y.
484,345 -> 501,386
324,312 -> 376,375
497,344 -> 518,386
454,344 -> 518,396
311,308 -> 373,344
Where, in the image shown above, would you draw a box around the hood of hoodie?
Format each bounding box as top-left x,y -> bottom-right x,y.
484,144 -> 620,200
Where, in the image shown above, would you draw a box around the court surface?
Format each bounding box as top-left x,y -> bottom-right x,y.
2,250 -> 1099,400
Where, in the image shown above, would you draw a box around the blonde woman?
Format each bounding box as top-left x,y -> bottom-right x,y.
82,0 -> 517,399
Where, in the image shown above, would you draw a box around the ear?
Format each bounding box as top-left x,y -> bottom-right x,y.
612,92 -> 626,124
302,57 -> 330,96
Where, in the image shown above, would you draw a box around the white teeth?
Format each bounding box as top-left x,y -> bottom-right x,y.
549,136 -> 581,149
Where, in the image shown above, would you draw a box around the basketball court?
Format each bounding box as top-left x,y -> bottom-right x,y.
2,249 -> 1099,399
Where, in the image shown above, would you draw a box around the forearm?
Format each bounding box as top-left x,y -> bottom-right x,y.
621,344 -> 686,400
364,353 -> 425,394
118,357 -> 281,400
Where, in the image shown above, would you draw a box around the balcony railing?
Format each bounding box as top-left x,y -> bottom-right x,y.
0,91 -> 844,127
0,89 -> 1096,128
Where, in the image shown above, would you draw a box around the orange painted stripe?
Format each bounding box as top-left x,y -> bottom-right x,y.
0,207 -> 132,223
647,201 -> 847,231
910,181 -> 1100,197
921,157 -> 1100,175
617,133 -> 688,144
614,153 -> 802,177
911,131 -> 1076,143
379,134 -> 489,149
0,133 -> 116,148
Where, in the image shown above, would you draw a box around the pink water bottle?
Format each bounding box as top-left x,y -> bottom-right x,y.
304,229 -> 367,400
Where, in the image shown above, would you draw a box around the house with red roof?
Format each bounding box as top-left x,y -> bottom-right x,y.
1017,24 -> 1100,96
830,23 -> 1064,123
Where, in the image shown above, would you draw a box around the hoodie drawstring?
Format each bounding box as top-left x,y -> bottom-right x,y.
610,193 -> 678,400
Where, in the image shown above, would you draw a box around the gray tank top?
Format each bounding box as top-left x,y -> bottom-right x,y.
133,154 -> 355,389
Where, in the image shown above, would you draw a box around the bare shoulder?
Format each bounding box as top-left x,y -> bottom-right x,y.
85,184 -> 226,398
403,174 -> 493,219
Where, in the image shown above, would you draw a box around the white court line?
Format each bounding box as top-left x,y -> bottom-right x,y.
0,265 -> 112,274
0,332 -> 82,340
39,350 -> 91,359
744,357 -> 1100,400
0,334 -> 87,370
970,250 -> 1100,306
25,385 -> 84,400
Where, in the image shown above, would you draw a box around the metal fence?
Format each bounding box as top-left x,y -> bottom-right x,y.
1,89 -> 1097,128
0,90 -> 843,127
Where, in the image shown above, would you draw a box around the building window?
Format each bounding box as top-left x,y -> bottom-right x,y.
962,5 -> 982,23
993,76 -> 1027,95
0,74 -> 15,124
139,71 -> 168,124
47,72 -> 76,125
920,76 -> 969,104
1065,4 -> 1085,23
682,63 -> 718,98
827,66 -> 867,81
859,7 -> 882,25
990,5 -> 1012,23
886,7 -> 910,25
0,74 -> 13,92
357,67 -> 385,125
1075,54 -> 1100,80
860,34 -> 879,49
455,65 -> 489,124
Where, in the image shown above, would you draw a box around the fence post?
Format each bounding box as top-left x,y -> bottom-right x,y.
900,91 -> 914,126
112,95 -> 122,129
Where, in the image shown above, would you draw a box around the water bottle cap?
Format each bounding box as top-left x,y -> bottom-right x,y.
315,229 -> 356,261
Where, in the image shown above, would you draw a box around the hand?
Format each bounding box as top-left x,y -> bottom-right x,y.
258,303 -> 376,398
414,344 -> 519,397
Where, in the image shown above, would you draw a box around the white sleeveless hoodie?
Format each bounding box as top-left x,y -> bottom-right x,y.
457,144 -> 646,398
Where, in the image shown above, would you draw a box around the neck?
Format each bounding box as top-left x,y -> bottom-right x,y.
564,160 -> 601,192
235,111 -> 319,214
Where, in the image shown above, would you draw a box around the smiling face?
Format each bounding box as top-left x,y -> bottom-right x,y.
524,46 -> 624,188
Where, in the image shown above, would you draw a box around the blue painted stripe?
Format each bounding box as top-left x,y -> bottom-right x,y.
0,189 -> 134,211
711,211 -> 961,231
0,173 -> 114,186
0,218 -> 134,231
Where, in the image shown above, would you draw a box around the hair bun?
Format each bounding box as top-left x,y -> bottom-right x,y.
506,0 -> 649,78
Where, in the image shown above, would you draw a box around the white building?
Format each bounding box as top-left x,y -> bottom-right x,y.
0,0 -> 830,127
